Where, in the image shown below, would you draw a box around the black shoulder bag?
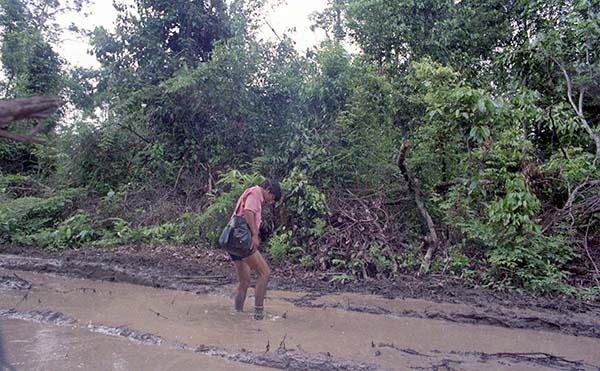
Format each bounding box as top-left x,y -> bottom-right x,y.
218,215 -> 253,258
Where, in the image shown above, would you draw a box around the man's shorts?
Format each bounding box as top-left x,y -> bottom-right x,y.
230,253 -> 243,261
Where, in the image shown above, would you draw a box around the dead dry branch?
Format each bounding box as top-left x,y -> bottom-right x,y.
319,190 -> 402,277
543,180 -> 600,233
397,142 -> 440,276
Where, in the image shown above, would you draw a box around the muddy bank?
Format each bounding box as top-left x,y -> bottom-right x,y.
1,244 -> 599,340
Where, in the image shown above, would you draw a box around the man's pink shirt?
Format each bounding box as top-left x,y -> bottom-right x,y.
233,185 -> 264,228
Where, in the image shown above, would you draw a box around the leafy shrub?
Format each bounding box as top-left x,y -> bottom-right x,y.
463,176 -> 574,292
0,174 -> 31,190
130,143 -> 179,186
328,273 -> 354,286
0,174 -> 35,200
268,230 -> 292,265
94,189 -> 121,217
0,188 -> 83,244
177,212 -> 203,244
444,245 -> 471,276
541,149 -> 598,201
0,141 -> 38,174
124,223 -> 182,244
395,244 -> 422,271
101,218 -> 183,245
300,255 -> 316,269
309,217 -> 327,238
369,243 -> 394,275
26,212 -> 96,250
54,121 -> 136,190
305,63 -> 398,190
281,167 -> 328,237
255,168 -> 329,264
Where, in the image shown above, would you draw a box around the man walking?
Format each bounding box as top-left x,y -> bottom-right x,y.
230,179 -> 281,320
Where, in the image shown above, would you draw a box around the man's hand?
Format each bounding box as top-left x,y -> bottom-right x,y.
251,234 -> 259,254
244,209 -> 260,254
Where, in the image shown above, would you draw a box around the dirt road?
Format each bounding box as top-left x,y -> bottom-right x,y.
1,252 -> 599,370
0,269 -> 600,370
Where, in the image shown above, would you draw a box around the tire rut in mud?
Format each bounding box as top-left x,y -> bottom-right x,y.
0,254 -> 223,292
374,342 -> 598,371
0,308 -> 378,371
0,273 -> 31,290
282,294 -> 600,339
3,309 -> 597,371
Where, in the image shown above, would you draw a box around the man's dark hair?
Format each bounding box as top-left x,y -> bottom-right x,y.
261,179 -> 281,201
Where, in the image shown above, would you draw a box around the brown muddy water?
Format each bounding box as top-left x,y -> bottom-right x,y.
0,268 -> 599,371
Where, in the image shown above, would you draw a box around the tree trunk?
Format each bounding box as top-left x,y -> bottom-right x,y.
397,142 -> 440,276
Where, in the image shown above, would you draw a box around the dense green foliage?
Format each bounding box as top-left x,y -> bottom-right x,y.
1,0 -> 599,297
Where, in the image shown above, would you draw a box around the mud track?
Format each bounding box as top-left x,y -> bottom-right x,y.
0,309 -> 377,371
1,244 -> 599,339
0,245 -> 599,370
1,308 -> 597,371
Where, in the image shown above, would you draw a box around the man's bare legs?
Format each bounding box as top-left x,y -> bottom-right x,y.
233,251 -> 270,319
244,251 -> 270,308
233,260 -> 251,311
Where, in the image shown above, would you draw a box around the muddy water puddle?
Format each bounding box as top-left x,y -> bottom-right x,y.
0,317 -> 270,371
1,269 -> 599,370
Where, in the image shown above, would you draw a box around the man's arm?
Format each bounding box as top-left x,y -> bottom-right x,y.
243,209 -> 259,253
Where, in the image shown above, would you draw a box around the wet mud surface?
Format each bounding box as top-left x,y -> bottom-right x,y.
0,316 -> 275,371
1,244 -> 599,338
0,309 -> 375,371
1,269 -> 599,370
0,245 -> 599,370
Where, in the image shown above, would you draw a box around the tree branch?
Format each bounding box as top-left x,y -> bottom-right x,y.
549,55 -> 600,168
0,96 -> 61,127
397,142 -> 439,276
0,96 -> 61,144
28,120 -> 47,136
0,129 -> 46,144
